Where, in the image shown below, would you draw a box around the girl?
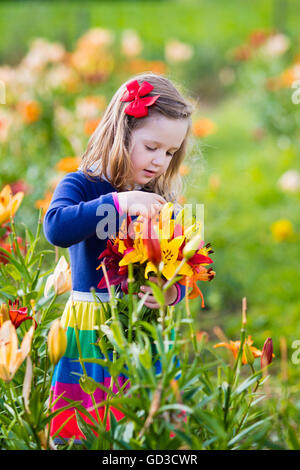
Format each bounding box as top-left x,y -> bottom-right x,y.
43,72 -> 194,444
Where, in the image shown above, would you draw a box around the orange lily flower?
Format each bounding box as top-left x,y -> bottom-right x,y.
0,320 -> 35,382
178,266 -> 215,308
213,336 -> 263,365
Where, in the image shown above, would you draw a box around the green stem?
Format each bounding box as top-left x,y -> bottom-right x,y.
103,350 -> 116,434
128,263 -> 134,343
8,381 -> 23,428
233,327 -> 246,387
235,365 -> 260,435
46,365 -> 55,449
184,277 -> 197,353
40,293 -> 57,325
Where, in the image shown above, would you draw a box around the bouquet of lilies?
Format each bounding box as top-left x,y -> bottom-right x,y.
96,202 -> 215,336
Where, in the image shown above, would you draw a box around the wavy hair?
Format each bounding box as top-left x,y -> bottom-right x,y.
79,72 -> 194,202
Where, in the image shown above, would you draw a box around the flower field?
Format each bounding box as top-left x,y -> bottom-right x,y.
0,0 -> 299,450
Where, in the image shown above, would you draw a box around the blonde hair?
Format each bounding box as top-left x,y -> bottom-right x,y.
79,72 -> 194,202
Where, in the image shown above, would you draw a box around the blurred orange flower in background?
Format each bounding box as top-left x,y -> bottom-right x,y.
17,100 -> 41,124
192,118 -> 216,138
196,330 -> 209,342
35,191 -> 53,217
121,29 -> 143,58
179,164 -> 190,176
126,58 -> 167,75
177,195 -> 187,205
208,174 -> 221,192
84,118 -> 101,135
233,44 -> 252,61
67,28 -> 115,83
55,156 -> 80,173
75,95 -> 106,120
248,29 -> 270,48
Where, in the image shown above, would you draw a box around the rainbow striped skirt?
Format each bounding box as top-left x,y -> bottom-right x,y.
50,291 -> 164,444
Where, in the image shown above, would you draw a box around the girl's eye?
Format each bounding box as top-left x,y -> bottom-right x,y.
146,145 -> 174,157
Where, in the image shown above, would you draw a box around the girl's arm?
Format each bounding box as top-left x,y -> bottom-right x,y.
43,172 -> 122,248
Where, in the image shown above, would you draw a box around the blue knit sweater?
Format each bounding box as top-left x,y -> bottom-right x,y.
43,170 -> 186,304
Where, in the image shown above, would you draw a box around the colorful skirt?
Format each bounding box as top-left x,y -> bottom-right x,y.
50,291 -> 164,444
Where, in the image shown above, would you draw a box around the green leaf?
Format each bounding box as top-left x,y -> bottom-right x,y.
233,370 -> 263,396
75,410 -> 97,449
4,263 -> 22,281
287,423 -> 300,449
146,280 -> 165,306
194,409 -> 227,440
158,404 -> 193,414
228,417 -> 272,446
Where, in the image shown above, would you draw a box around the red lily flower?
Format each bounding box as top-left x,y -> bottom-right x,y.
178,240 -> 213,271
8,299 -> 37,329
142,217 -> 162,266
0,236 -> 26,265
97,239 -> 128,291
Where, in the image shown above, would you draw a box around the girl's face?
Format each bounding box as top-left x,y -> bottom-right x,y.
128,114 -> 189,186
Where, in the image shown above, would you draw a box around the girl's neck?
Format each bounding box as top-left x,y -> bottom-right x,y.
88,162 -> 142,190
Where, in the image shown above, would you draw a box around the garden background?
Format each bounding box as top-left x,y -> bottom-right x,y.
0,0 -> 300,449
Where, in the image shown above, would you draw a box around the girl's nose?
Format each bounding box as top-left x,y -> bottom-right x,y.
152,152 -> 165,166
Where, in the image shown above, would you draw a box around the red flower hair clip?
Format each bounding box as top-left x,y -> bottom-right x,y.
120,79 -> 160,118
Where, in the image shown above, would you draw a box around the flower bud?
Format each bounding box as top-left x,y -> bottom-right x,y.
182,234 -> 202,260
47,319 -> 67,365
261,337 -> 274,369
244,342 -> 255,365
79,376 -> 98,395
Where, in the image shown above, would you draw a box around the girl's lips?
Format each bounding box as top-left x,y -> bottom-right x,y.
144,169 -> 157,176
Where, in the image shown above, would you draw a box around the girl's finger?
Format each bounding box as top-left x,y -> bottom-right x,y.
144,301 -> 160,309
154,195 -> 167,205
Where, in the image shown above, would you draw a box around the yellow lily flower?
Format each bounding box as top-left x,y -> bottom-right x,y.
0,320 -> 34,382
145,236 -> 193,280
44,256 -> 72,297
0,184 -> 24,225
119,236 -> 148,266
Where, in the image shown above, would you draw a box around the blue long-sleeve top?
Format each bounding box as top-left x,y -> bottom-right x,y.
43,170 -> 186,304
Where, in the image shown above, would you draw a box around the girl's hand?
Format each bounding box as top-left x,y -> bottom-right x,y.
118,191 -> 167,218
138,276 -> 178,309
